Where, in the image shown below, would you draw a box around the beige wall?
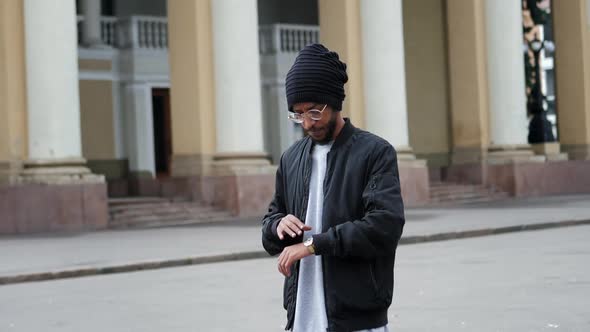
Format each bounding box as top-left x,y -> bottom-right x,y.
79,80 -> 116,159
446,0 -> 490,162
0,0 -> 27,171
79,59 -> 112,71
553,0 -> 590,149
403,0 -> 451,164
318,0 -> 366,128
167,0 -> 216,160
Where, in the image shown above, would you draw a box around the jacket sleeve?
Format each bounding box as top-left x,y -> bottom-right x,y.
261,156 -> 299,256
312,143 -> 405,259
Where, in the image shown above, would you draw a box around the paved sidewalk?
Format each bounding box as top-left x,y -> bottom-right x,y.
2,194 -> 590,284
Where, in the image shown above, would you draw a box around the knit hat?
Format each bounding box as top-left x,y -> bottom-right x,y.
285,44 -> 348,112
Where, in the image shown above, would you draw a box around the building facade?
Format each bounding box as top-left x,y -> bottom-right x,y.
2,0 -> 590,234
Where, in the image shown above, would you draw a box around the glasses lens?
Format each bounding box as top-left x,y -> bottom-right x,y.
288,113 -> 303,123
308,110 -> 322,120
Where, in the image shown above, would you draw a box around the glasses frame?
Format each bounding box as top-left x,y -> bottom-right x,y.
287,104 -> 328,124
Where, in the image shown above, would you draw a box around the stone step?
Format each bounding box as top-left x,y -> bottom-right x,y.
109,213 -> 233,229
431,190 -> 510,200
111,209 -> 230,222
110,203 -> 217,217
430,193 -> 510,205
108,197 -> 170,206
430,183 -> 491,191
430,192 -> 495,201
110,210 -> 226,223
108,196 -> 233,229
430,189 -> 494,197
428,181 -> 510,205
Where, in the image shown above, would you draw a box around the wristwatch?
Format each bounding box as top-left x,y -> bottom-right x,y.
303,237 -> 315,254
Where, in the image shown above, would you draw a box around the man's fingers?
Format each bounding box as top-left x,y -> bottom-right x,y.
277,215 -> 312,241
277,251 -> 292,277
278,254 -> 285,276
284,215 -> 310,233
285,215 -> 306,230
279,258 -> 288,277
276,225 -> 285,240
281,219 -> 301,237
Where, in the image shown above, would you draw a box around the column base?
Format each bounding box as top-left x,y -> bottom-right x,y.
444,152 -> 590,198
486,144 -> 546,164
530,142 -> 569,161
561,144 -> 590,160
18,158 -> 104,185
447,145 -> 543,185
0,160 -> 23,186
0,158 -> 109,234
171,153 -> 215,177
199,153 -> 276,217
451,147 -> 486,164
395,150 -> 430,207
0,181 -> 108,234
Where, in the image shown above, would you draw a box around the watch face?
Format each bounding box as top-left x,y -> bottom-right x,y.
304,237 -> 313,246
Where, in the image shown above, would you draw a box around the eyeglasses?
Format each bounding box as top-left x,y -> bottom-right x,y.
287,104 -> 327,124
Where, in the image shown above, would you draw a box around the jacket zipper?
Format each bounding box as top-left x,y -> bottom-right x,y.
286,145 -> 313,331
322,151 -> 333,330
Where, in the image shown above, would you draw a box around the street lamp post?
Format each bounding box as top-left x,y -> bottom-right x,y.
526,37 -> 555,143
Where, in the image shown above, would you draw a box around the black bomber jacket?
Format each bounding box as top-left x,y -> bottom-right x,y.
261,119 -> 405,332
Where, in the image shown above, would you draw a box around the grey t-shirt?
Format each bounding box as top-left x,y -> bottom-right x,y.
292,142 -> 388,332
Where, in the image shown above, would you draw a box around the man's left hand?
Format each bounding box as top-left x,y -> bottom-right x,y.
277,243 -> 313,277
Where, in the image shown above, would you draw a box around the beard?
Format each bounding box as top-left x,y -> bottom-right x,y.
305,112 -> 338,145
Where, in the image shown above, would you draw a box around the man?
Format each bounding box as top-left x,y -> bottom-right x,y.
261,44 -> 405,332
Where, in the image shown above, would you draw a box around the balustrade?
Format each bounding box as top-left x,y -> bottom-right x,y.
76,18 -> 317,54
259,24 -> 319,55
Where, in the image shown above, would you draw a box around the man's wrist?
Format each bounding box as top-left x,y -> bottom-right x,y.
303,236 -> 315,254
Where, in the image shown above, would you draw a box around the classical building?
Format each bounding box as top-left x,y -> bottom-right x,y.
2,0 -> 590,234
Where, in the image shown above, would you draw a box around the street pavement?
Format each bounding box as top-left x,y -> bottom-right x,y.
1,225 -> 589,332
1,194 -> 590,283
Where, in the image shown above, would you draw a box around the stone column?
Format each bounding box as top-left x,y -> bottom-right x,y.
358,0 -> 428,205
0,0 -> 107,234
210,0 -> 274,216
80,0 -> 103,47
553,0 -> 590,160
360,0 -> 411,154
484,0 -> 540,162
0,0 -> 27,185
211,0 -> 266,159
168,0 -> 274,216
21,0 -> 102,184
318,0 -> 366,128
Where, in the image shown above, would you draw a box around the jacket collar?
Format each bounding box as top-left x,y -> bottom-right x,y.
305,118 -> 356,153
332,118 -> 355,150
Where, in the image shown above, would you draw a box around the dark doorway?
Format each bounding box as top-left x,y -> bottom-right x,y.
152,88 -> 172,178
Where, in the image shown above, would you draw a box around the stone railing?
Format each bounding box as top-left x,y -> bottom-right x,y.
77,15 -> 118,47
100,16 -> 118,46
259,24 -> 320,55
77,15 -> 168,50
117,16 -> 168,49
77,19 -> 318,54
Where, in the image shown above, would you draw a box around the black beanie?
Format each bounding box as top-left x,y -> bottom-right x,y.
285,44 -> 348,112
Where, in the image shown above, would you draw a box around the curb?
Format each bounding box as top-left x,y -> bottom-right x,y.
1,219 -> 589,286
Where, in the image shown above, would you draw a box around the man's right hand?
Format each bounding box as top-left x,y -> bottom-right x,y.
277,214 -> 311,240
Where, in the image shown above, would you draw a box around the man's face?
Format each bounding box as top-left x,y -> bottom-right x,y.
292,102 -> 338,144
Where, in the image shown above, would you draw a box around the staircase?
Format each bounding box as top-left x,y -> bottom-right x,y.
108,197 -> 234,229
429,181 -> 510,205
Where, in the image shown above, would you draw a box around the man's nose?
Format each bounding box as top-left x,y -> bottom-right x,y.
301,117 -> 315,130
